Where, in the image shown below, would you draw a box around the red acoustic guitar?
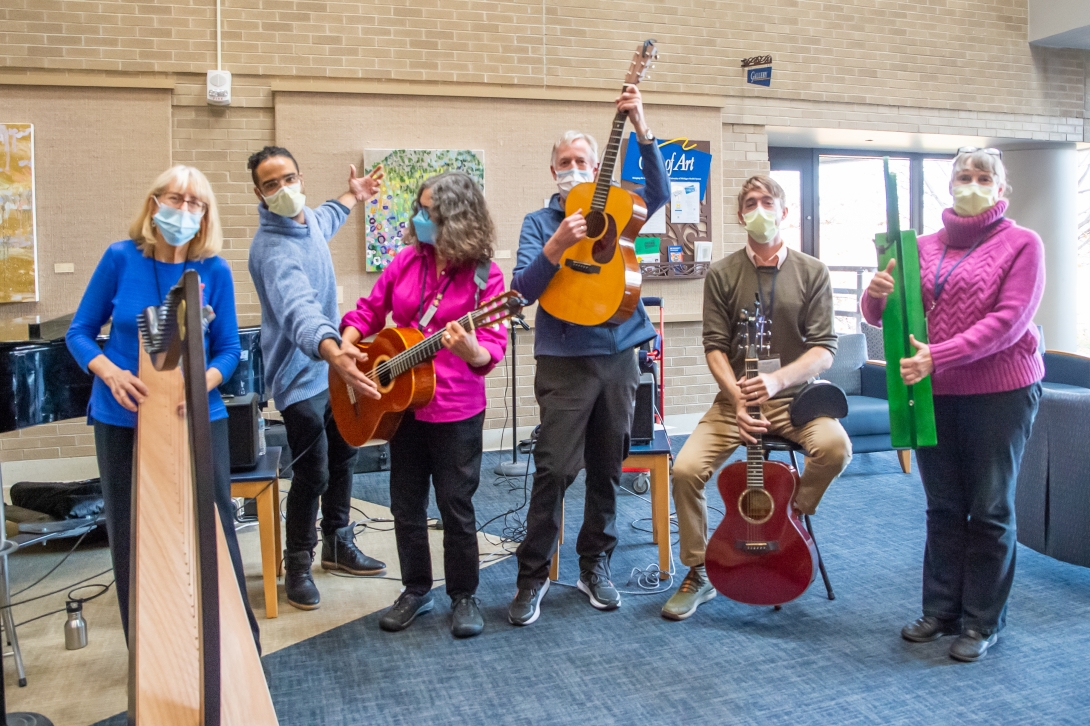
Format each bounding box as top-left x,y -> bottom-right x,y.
705,305 -> 818,606
329,291 -> 523,447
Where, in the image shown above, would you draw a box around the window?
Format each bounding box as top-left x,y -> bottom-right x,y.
1078,149 -> 1090,353
769,169 -> 802,251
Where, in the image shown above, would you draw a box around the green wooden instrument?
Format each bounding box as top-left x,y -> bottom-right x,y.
874,158 -> 937,448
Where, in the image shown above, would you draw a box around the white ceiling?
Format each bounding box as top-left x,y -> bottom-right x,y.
766,127 -> 1086,153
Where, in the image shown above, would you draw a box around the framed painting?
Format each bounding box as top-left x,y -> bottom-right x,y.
0,123 -> 38,303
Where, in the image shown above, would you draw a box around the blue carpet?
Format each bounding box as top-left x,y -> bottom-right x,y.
96,444 -> 1090,725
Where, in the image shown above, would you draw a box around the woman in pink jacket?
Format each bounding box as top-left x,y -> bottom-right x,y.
341,171 -> 507,639
863,148 -> 1044,662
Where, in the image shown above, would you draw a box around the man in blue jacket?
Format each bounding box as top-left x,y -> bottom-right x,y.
247,145 -> 386,611
509,86 -> 670,625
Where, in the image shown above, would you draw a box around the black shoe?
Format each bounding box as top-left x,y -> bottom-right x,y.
949,630 -> 998,662
577,569 -> 621,611
450,595 -> 484,638
508,579 -> 550,626
321,522 -> 386,575
379,591 -> 434,632
283,550 -> 320,610
901,615 -> 959,643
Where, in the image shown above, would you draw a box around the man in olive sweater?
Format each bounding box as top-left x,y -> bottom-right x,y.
662,174 -> 852,621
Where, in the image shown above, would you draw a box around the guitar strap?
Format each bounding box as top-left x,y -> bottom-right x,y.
473,258 -> 490,307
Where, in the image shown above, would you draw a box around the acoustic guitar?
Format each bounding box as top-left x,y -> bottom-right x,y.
537,39 -> 658,327
330,291 -> 524,446
705,304 -> 818,607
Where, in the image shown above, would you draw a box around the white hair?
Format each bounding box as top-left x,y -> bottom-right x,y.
551,131 -> 599,167
952,149 -> 1009,196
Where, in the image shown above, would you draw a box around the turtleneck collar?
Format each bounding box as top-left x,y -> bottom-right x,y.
257,202 -> 311,237
940,199 -> 1010,249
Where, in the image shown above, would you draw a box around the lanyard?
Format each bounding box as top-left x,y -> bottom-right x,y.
414,261 -> 455,330
756,267 -> 779,323
931,229 -> 994,311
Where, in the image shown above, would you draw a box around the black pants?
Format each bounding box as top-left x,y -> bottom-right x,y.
389,410 -> 484,599
915,383 -> 1041,636
94,418 -> 260,649
281,389 -> 358,553
516,351 -> 639,589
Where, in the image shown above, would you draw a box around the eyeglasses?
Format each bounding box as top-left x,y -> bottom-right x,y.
259,172 -> 301,195
157,193 -> 208,213
956,146 -> 1002,159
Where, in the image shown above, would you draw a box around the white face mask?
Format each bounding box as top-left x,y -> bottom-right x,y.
264,182 -> 306,218
742,206 -> 780,245
555,168 -> 595,196
952,183 -> 998,217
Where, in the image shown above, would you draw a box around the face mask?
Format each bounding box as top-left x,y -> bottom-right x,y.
742,206 -> 780,245
153,200 -> 203,247
556,168 -> 595,196
952,183 -> 998,217
412,209 -> 436,245
263,182 -> 306,218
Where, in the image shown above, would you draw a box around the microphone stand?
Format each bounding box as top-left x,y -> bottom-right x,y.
494,316 -> 532,477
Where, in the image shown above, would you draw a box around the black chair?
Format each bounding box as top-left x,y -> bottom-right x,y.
762,435 -> 835,601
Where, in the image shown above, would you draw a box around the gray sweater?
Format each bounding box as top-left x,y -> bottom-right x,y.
248,201 -> 349,409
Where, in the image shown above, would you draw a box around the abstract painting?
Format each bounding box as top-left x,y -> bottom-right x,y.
362,149 -> 485,271
0,123 -> 38,303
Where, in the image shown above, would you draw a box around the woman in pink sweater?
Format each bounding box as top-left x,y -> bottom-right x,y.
862,148 -> 1044,662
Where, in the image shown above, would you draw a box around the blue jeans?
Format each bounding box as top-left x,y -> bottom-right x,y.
915,383 -> 1041,636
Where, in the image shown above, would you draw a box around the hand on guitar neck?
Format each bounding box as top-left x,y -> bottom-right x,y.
320,336 -> 381,400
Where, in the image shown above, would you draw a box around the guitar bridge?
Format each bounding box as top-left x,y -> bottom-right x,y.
735,540 -> 780,553
565,259 -> 601,275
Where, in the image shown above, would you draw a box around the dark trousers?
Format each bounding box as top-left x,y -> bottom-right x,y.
915,383 -> 1041,636
94,418 -> 260,649
281,389 -> 358,553
389,410 -> 485,599
516,351 -> 639,589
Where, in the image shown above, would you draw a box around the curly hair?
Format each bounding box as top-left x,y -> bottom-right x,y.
406,171 -> 494,265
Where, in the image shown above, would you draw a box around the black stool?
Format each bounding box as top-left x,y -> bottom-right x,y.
761,435 -> 835,601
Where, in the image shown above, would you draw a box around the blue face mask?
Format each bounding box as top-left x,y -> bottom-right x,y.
153,201 -> 204,247
412,208 -> 436,245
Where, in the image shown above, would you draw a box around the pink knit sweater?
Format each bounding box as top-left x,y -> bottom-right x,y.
861,200 -> 1045,396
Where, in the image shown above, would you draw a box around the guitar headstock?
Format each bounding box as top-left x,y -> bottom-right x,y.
469,290 -> 527,331
736,299 -> 771,362
624,39 -> 657,87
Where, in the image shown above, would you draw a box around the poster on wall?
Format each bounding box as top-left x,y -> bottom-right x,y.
362,148 -> 485,272
0,123 -> 38,303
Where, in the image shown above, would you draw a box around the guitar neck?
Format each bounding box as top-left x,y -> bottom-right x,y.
590,107 -> 631,212
378,311 -> 475,380
744,355 -> 765,488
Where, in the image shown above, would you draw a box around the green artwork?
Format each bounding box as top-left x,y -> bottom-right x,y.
875,157 -> 936,448
362,149 -> 485,272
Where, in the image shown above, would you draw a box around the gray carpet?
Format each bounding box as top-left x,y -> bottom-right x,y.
96,445 -> 1090,725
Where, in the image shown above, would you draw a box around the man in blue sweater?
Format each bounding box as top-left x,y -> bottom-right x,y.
247,145 -> 386,611
508,86 -> 670,625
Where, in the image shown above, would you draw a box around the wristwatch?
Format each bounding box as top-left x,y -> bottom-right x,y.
639,127 -> 655,144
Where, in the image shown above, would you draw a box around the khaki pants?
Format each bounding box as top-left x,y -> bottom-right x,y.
672,395 -> 852,568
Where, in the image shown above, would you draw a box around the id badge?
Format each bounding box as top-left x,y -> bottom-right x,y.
757,357 -> 781,374
419,300 -> 440,328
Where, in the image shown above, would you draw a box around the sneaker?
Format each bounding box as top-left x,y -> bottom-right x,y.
949,630 -> 998,662
901,615 -> 960,643
661,567 -> 716,621
321,522 -> 386,575
379,591 -> 434,632
508,579 -> 550,626
283,550 -> 320,611
450,595 -> 484,638
577,570 -> 621,611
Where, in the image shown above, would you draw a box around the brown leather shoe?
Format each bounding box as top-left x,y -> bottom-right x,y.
949,630 -> 998,662
901,615 -> 959,643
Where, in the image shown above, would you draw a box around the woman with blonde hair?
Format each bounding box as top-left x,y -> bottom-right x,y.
863,147 -> 1044,662
340,171 -> 507,638
66,165 -> 258,646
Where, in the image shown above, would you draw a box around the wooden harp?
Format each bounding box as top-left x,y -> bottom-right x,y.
130,270 -> 277,725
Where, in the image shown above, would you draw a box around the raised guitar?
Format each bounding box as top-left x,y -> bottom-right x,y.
330,291 -> 524,446
705,304 -> 818,607
537,39 -> 657,327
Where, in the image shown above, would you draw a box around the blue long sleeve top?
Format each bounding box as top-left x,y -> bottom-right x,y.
247,201 -> 349,410
66,240 -> 241,428
512,139 -> 670,357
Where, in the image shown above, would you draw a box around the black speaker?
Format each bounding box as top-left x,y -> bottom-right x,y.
225,393 -> 259,472
631,372 -> 655,445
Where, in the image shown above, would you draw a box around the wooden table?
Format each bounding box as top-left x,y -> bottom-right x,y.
231,447 -> 283,619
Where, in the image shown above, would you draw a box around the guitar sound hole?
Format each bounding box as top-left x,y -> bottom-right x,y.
738,489 -> 774,525
585,210 -> 606,239
591,214 -> 618,265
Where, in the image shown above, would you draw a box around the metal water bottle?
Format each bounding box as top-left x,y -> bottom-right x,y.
64,600 -> 87,650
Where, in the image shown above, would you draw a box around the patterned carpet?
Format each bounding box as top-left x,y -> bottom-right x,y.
98,443 -> 1090,725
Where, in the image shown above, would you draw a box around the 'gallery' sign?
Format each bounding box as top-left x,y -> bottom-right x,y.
741,55 -> 773,87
